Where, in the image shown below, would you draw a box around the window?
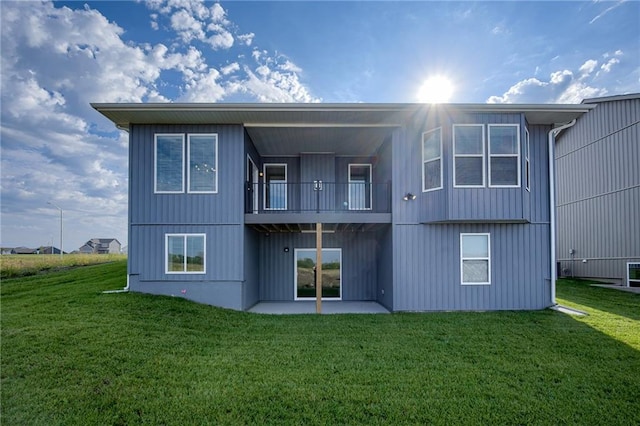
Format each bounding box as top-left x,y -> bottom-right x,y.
453,125 -> 484,187
628,263 -> 640,287
460,233 -> 490,285
165,234 -> 206,274
524,127 -> 530,191
155,133 -> 218,194
349,164 -> 372,210
188,134 -> 218,193
488,124 -> 520,187
422,128 -> 443,191
155,134 -> 185,193
264,164 -> 287,210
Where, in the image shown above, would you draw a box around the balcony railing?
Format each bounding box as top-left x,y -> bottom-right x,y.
245,182 -> 391,214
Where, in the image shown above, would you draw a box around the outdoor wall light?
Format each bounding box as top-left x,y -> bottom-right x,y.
284,247 -> 289,253
403,192 -> 417,201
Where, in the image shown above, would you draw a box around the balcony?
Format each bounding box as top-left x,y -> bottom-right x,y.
244,182 -> 392,229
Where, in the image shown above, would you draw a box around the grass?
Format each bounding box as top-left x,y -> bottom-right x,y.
2,262 -> 639,425
0,253 -> 127,279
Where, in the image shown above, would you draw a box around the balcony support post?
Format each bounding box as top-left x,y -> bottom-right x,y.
316,222 -> 323,314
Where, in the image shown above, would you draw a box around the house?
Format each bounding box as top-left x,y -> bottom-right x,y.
11,247 -> 38,255
38,246 -> 63,255
93,102 -> 593,311
555,94 -> 640,286
78,238 -> 122,254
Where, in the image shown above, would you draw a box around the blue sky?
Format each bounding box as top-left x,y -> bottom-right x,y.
1,0 -> 638,252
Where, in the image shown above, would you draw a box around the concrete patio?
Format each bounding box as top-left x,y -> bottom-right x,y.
248,301 -> 389,314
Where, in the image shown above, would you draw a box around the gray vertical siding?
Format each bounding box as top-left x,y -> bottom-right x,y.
130,124 -> 245,224
376,225 -> 394,309
128,124 -> 247,309
556,97 -> 640,280
390,114 -> 553,310
258,232 -> 381,301
392,223 -> 551,311
396,113 -> 530,223
243,226 -> 260,309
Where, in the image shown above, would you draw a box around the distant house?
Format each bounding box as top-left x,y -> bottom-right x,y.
555,94 -> 640,286
78,238 -> 121,254
11,247 -> 38,254
38,246 -> 63,255
93,102 -> 593,312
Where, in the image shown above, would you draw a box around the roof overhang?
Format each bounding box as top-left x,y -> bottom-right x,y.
92,102 -> 595,130
92,102 -> 594,156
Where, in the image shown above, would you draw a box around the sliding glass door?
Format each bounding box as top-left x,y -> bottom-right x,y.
295,248 -> 341,300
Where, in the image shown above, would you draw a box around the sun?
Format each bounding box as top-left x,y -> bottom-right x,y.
417,75 -> 455,103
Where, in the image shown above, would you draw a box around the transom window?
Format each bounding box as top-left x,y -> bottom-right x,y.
488,124 -> 520,187
422,128 -> 443,192
453,125 -> 485,187
460,233 -> 491,285
165,234 -> 206,274
154,133 -> 218,194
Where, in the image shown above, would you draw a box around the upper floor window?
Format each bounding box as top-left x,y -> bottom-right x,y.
155,133 -> 218,194
188,134 -> 218,193
453,125 -> 484,187
488,124 -> 520,187
155,134 -> 184,193
422,128 -> 443,192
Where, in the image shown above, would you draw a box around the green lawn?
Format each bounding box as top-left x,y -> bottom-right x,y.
2,261 -> 639,425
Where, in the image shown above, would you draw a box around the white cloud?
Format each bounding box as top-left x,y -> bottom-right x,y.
1,0 -> 319,249
220,62 -> 240,75
487,64 -> 609,104
579,59 -> 598,76
600,58 -> 620,74
238,33 -> 255,46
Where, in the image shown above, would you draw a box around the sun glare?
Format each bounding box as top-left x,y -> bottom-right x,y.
417,75 -> 455,103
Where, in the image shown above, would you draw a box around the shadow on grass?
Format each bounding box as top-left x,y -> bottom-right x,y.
557,278 -> 640,321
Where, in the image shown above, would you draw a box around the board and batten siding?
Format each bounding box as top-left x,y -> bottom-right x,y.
555,96 -> 640,280
393,113 -> 531,224
390,117 -> 553,311
392,223 -> 551,311
128,124 -> 248,309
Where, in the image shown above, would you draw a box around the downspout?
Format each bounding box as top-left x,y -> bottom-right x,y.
548,119 -> 576,305
103,273 -> 130,294
104,123 -> 130,294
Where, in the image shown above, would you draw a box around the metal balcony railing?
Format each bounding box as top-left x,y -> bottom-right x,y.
245,182 -> 391,214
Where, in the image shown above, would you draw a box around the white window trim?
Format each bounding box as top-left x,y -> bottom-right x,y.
460,233 -> 491,285
453,124 -> 485,188
488,124 -> 521,188
422,127 -> 443,192
525,127 -> 531,192
263,163 -> 288,210
187,134 -> 218,194
628,262 -> 640,288
348,163 -> 372,210
154,133 -> 185,194
165,233 -> 206,275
